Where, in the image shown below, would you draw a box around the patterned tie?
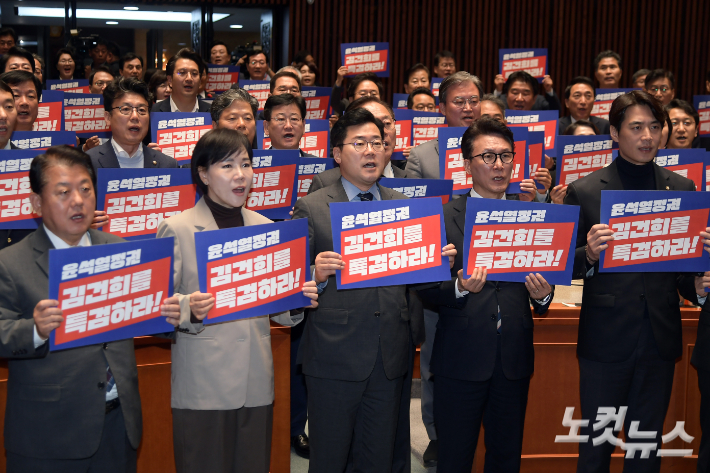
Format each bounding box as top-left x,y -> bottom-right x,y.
497,305 -> 502,333
106,365 -> 115,393
358,192 -> 374,201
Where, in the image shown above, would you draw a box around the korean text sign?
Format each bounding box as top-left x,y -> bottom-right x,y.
528,131 -> 546,190
330,198 -> 450,289
506,110 -> 559,157
654,149 -> 710,191
0,149 -> 41,229
246,150 -> 299,220
46,79 -> 91,94
241,80 -> 271,111
341,42 -> 389,77
395,109 -> 446,147
499,48 -> 548,80
63,94 -> 110,138
431,78 -> 442,97
693,96 -> 710,137
151,112 -> 212,165
297,157 -> 335,199
599,190 -> 710,272
11,131 -> 76,151
35,90 -> 65,132
207,64 -> 240,93
379,177 -> 454,205
463,199 -> 580,284
438,126 -> 471,194
195,219 -> 311,325
556,135 -> 614,186
392,111 -> 413,160
302,87 -> 332,120
592,89 -> 638,120
97,168 -> 197,240
48,238 -> 175,351
257,119 -> 330,158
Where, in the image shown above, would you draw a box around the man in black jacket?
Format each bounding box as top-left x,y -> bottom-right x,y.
564,90 -> 702,472
558,76 -> 611,135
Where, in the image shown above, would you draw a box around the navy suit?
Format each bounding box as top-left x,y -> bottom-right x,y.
86,141 -> 178,169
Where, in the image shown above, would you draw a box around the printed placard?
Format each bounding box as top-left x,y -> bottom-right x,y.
11,131 -> 76,150
297,157 -> 335,199
507,127 -> 531,194
0,149 -> 41,229
207,64 -> 240,93
151,112 -> 212,165
431,78 -> 442,97
506,110 -> 559,157
46,79 -> 91,94
48,238 -> 175,351
340,42 -> 390,77
394,93 -> 409,109
330,198 -> 450,289
528,131 -> 546,190
395,109 -> 446,147
195,219 -> 311,324
393,114 -> 412,161
257,119 -> 330,158
241,80 -> 271,111
654,149 -> 710,191
599,190 -> 710,272
63,93 -> 110,138
463,198 -> 579,284
379,177 -> 454,205
499,48 -> 548,81
35,90 -> 64,132
97,168 -> 197,240
693,96 -> 710,137
302,87 -> 331,120
556,135 -> 614,186
592,89 -> 638,120
438,126 -> 470,194
245,150 -> 299,219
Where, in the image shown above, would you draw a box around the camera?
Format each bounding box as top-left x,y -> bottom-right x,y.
232,42 -> 263,63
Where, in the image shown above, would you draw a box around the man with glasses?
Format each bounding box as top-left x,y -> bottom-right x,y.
269,70 -> 301,97
644,69 -> 676,106
407,87 -> 437,112
331,71 -> 385,117
152,48 -> 211,113
241,50 -> 274,81
263,94 -> 314,156
89,66 -> 114,95
433,50 -> 456,79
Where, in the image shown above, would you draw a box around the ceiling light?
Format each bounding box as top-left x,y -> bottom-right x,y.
123,6 -> 139,10
17,7 -> 228,23
106,21 -> 118,24
230,24 -> 243,29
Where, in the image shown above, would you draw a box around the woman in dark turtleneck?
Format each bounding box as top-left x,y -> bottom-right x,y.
155,128 -> 318,473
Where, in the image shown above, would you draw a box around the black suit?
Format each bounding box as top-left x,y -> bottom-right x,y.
308,164 -> 407,195
86,141 -> 178,169
564,158 -> 697,472
418,194 -> 552,472
500,91 -> 561,111
292,180 -> 411,473
558,115 -> 611,135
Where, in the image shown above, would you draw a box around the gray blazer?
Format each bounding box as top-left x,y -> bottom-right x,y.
86,141 -> 178,169
405,138 -> 439,179
156,197 -> 302,410
308,163 -> 408,195
0,226 -> 142,459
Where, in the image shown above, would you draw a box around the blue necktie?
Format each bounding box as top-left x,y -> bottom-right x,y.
358,192 -> 374,201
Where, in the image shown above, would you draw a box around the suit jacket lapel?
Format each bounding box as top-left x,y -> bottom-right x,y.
143,146 -> 159,168
653,163 -> 672,190
600,159 -> 624,191
326,179 -> 350,205
32,226 -> 53,277
192,197 -> 219,232
97,142 -> 120,169
453,193 -> 468,236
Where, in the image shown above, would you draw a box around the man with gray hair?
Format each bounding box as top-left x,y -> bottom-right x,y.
212,87 -> 259,147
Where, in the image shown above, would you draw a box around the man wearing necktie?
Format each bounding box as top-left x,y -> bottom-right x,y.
417,117 -> 553,472
292,108 -> 454,472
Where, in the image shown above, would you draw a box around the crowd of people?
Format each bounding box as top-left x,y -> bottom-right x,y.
0,24 -> 708,473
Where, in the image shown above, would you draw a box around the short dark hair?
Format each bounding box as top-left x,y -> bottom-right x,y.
1,46 -> 35,73
166,48 -> 205,77
293,50 -> 312,64
461,117 -> 515,161
405,63 -> 430,83
407,87 -> 436,109
119,53 -> 144,71
105,41 -> 120,59
102,77 -> 153,112
55,48 -> 77,66
563,120 -> 600,135
502,71 -> 538,96
29,145 -> 96,196
346,72 -> 384,99
191,129 -> 252,195
593,50 -> 622,72
32,53 -> 44,71
480,94 -> 506,115
564,76 -> 595,100
608,90 -> 667,131
263,94 -> 306,121
433,50 -> 455,67
632,69 -> 651,85
665,99 -> 699,127
331,108 -> 385,149
211,41 -> 229,52
346,96 -> 395,120
147,70 -> 168,102
89,66 -> 113,86
269,70 -> 301,93
211,88 -> 258,122
644,69 -> 676,90
0,28 -> 17,43
246,49 -> 269,64
296,61 -> 319,82
439,72 -> 484,104
0,70 -> 42,101
0,79 -> 13,97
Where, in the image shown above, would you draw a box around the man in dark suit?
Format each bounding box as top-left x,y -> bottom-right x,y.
558,76 -> 611,135
292,108 -> 453,472
494,70 -> 561,111
0,145 -> 142,472
564,90 -> 701,472
417,117 -> 553,472
151,48 -> 210,114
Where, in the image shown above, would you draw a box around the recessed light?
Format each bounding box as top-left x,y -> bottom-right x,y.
106,21 -> 118,24
177,43 -> 186,46
230,24 -> 243,29
123,6 -> 139,10
16,7 -> 228,23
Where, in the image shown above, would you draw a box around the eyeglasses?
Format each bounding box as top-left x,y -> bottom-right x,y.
112,105 -> 149,116
381,118 -> 396,130
439,62 -> 455,69
270,116 -> 303,125
342,139 -> 385,152
413,103 -> 436,112
472,152 -> 515,165
648,87 -> 671,94
0,41 -> 14,47
451,96 -> 479,108
275,87 -> 300,94
58,60 -> 75,65
175,69 -> 200,78
250,60 -> 267,66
